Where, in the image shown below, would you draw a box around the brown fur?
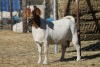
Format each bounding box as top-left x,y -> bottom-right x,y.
31,6 -> 41,28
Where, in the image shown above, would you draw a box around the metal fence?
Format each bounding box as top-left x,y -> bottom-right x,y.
0,0 -> 100,40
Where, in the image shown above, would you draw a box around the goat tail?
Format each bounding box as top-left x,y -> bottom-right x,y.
63,16 -> 75,23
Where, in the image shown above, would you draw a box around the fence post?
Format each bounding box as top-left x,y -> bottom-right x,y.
64,0 -> 70,16
43,0 -> 46,19
10,0 -> 13,30
22,0 -> 27,33
53,0 -> 58,54
76,0 -> 81,56
0,0 -> 3,29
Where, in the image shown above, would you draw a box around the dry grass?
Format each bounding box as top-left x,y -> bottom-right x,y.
0,30 -> 100,67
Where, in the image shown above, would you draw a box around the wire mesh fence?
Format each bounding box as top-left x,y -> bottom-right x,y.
0,0 -> 100,39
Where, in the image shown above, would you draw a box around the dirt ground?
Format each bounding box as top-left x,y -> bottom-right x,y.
0,30 -> 100,67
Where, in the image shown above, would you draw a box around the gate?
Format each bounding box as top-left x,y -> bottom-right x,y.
80,22 -> 100,40
61,0 -> 100,41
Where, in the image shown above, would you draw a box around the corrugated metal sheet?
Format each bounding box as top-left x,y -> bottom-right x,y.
0,0 -> 20,11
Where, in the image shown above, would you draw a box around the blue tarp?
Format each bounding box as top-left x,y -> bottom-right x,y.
0,0 -> 20,11
12,0 -> 20,11
46,18 -> 54,22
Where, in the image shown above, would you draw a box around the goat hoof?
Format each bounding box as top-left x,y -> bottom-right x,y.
37,61 -> 42,64
59,58 -> 66,62
43,61 -> 48,64
77,58 -> 80,61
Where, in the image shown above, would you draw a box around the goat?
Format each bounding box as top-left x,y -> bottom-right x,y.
29,6 -> 81,64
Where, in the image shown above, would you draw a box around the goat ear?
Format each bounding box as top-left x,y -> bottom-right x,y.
36,8 -> 41,16
36,11 -> 41,16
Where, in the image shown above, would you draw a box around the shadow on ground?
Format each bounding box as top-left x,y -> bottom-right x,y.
53,53 -> 100,63
68,41 -> 100,52
53,41 -> 100,63
81,41 -> 100,51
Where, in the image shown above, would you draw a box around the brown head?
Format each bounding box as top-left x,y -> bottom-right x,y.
28,6 -> 41,28
32,6 -> 41,17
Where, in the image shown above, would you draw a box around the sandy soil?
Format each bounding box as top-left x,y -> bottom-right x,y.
0,30 -> 100,67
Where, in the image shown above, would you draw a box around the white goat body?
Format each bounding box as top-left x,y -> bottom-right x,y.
32,16 -> 81,64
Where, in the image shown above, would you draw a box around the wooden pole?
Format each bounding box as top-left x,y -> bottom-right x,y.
22,0 -> 27,33
10,0 -> 13,30
0,0 -> 3,29
64,0 -> 70,16
76,0 -> 81,56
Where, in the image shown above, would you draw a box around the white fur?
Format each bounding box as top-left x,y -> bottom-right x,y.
32,16 -> 81,64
